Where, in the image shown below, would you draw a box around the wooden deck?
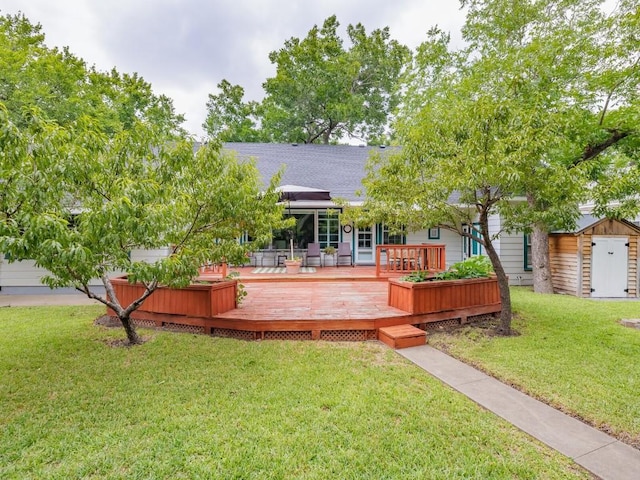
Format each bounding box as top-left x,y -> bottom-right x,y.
123,265 -> 494,342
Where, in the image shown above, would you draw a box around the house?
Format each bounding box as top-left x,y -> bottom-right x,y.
0,142 -> 534,293
225,143 -> 533,282
549,215 -> 640,298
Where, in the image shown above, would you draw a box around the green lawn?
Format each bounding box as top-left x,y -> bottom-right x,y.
0,305 -> 589,479
430,287 -> 640,448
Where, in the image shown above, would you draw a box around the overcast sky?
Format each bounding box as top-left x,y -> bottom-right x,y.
1,1 -> 467,138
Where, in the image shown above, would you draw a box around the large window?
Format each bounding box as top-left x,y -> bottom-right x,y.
273,212 -> 315,249
318,211 -> 339,248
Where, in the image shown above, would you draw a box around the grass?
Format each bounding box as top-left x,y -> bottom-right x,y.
0,305 -> 590,479
430,287 -> 640,448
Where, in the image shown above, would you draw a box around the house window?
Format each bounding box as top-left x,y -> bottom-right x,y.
428,227 -> 440,240
524,234 -> 532,271
358,227 -> 372,249
381,224 -> 405,244
318,211 -> 339,248
273,211 -> 315,249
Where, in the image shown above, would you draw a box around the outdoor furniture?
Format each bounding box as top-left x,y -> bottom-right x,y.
260,250 -> 277,267
306,243 -> 322,267
336,242 -> 353,267
277,254 -> 288,267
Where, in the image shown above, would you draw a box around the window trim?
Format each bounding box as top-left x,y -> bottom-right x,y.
523,234 -> 532,271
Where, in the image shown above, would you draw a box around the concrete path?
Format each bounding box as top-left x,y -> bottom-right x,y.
399,345 -> 640,480
0,294 -> 99,307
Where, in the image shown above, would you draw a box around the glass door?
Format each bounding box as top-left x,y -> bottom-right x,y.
356,227 -> 373,264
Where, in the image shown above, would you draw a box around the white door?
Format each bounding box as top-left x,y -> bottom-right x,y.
355,227 -> 374,264
591,236 -> 628,298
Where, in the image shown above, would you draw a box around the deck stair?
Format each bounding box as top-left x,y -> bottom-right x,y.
378,324 -> 427,349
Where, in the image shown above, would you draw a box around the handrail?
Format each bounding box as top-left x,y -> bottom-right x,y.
375,244 -> 446,277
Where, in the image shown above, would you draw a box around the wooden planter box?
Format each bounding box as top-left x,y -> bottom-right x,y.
109,276 -> 238,319
388,276 -> 501,321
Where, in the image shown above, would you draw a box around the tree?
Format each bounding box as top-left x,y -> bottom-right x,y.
0,13 -> 185,135
0,106 -> 285,344
203,80 -> 264,142
204,15 -> 411,145
355,1 -> 602,334
355,56 -> 566,334
458,0 -> 640,294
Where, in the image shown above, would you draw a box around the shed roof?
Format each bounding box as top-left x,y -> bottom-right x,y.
553,215 -> 640,235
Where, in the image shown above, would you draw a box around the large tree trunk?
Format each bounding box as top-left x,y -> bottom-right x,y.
478,215 -> 512,335
532,224 -> 555,294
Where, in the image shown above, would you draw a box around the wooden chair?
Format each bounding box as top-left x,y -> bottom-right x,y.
336,242 -> 354,267
306,243 -> 322,267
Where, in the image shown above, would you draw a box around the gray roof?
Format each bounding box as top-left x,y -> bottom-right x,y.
553,214 -> 640,234
222,142 -> 398,202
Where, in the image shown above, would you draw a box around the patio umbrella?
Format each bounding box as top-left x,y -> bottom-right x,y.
276,185 -> 332,259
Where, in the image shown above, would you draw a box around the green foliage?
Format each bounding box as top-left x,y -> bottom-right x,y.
204,15 -> 410,144
0,13 -> 184,135
0,106 -> 285,342
430,287 -> 640,445
359,0 -> 640,330
401,256 -> 493,282
0,306 -> 589,479
202,80 -> 265,142
225,271 -> 247,305
434,256 -> 494,280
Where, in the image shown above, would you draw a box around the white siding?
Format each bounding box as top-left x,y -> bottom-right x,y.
499,231 -> 533,286
0,259 -> 52,287
406,228 -> 463,269
0,248 -> 171,290
488,214 -> 501,256
130,248 -> 171,263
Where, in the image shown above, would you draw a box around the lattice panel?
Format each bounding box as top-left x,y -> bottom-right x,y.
425,318 -> 461,331
263,331 -> 312,341
366,330 -> 379,341
212,328 -> 256,341
467,313 -> 498,324
320,330 -> 370,342
162,323 -> 205,334
133,319 -> 157,329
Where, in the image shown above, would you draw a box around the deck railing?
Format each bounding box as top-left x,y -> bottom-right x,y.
375,244 -> 446,277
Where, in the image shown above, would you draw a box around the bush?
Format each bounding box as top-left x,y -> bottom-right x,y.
434,256 -> 493,280
401,256 -> 493,282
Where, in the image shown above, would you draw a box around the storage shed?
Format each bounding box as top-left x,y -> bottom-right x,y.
549,216 -> 640,298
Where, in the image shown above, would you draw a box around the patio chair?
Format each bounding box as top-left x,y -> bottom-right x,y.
306,243 -> 322,267
336,242 -> 354,267
260,250 -> 277,267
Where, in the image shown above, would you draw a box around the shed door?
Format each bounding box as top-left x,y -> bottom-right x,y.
591,236 -> 628,298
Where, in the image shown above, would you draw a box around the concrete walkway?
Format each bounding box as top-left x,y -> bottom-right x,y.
0,294 -> 99,307
399,345 -> 640,480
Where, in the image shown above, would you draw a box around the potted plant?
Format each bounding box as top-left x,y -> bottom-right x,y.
320,246 -> 336,266
323,246 -> 336,255
284,257 -> 302,274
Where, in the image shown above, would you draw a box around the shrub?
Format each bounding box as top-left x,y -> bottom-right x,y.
434,256 -> 493,280
401,256 -> 493,282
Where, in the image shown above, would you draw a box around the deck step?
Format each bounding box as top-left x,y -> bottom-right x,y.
378,324 -> 427,349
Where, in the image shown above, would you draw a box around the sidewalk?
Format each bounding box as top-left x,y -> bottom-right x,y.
399,345 -> 640,480
0,294 -> 99,307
